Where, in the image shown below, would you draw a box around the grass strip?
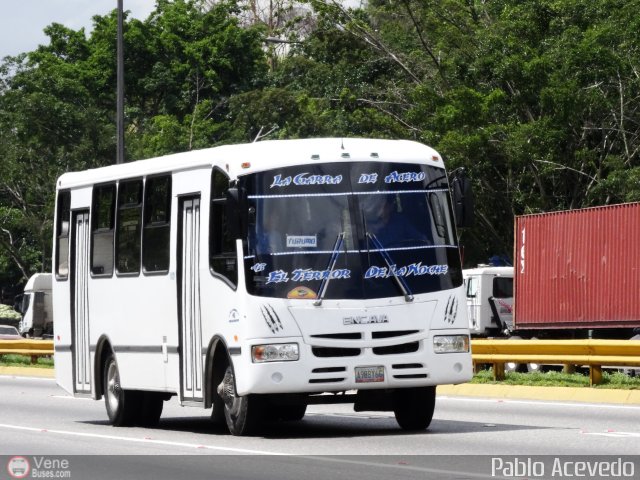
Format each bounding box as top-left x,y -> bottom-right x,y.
471,368 -> 640,389
0,354 -> 54,368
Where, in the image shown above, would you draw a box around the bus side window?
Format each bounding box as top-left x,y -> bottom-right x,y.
91,184 -> 116,276
143,175 -> 171,273
116,179 -> 143,275
55,191 -> 71,279
209,168 -> 237,287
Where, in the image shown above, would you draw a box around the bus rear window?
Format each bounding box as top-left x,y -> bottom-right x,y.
116,179 -> 143,274
91,184 -> 116,276
143,175 -> 171,273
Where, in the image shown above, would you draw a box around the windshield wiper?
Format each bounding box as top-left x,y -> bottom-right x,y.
367,232 -> 414,303
314,232 -> 345,306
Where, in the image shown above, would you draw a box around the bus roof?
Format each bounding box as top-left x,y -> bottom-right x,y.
56,138 -> 444,189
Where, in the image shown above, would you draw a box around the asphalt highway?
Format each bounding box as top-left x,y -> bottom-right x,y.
1,374 -> 639,479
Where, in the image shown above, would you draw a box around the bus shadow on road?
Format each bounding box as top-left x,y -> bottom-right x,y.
80,414 -> 549,440
251,416 -> 549,440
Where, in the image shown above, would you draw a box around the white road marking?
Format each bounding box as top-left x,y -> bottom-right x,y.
0,422 -> 282,455
0,375 -> 55,382
306,412 -> 393,420
438,395 -> 640,410
582,431 -> 640,438
49,395 -> 92,401
0,422 -> 500,478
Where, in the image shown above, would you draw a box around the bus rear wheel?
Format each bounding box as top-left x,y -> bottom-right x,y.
103,353 -> 141,427
217,365 -> 263,436
138,392 -> 164,427
393,386 -> 436,431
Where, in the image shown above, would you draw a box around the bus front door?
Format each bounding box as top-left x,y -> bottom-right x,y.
178,196 -> 204,403
71,210 -> 91,394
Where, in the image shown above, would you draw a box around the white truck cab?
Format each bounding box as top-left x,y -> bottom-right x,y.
17,273 -> 53,338
463,266 -> 513,336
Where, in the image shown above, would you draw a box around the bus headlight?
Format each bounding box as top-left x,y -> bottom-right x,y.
252,343 -> 299,363
433,335 -> 469,354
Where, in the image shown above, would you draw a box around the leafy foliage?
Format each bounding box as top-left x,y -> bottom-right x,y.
1,0 -> 640,292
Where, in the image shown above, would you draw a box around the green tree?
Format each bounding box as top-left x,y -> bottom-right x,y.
0,0 -> 269,291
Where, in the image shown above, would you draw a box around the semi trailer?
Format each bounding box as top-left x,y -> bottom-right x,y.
465,202 -> 640,340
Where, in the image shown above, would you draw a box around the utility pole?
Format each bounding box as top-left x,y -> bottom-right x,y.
116,0 -> 125,164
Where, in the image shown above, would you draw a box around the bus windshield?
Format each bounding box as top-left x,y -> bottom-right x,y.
240,162 -> 462,300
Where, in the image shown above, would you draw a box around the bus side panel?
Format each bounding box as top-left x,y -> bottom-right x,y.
88,275 -> 177,392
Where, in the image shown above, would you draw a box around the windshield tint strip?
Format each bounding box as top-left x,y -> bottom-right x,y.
244,244 -> 458,259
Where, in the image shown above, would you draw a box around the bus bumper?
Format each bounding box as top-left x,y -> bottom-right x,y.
233,333 -> 472,396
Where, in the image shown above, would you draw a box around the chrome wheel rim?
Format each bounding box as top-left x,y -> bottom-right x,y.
106,361 -> 121,412
218,367 -> 239,414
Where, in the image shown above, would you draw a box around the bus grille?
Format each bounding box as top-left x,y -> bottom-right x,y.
312,347 -> 361,357
372,342 -> 419,355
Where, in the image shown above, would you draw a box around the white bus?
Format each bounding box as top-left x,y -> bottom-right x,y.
53,138 -> 473,435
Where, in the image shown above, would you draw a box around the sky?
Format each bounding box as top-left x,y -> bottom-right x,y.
0,0 -> 156,59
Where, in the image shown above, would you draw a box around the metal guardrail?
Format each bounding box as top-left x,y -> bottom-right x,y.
0,339 -> 54,364
472,339 -> 640,385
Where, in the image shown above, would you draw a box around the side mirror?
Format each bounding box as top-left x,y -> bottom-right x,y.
451,169 -> 475,228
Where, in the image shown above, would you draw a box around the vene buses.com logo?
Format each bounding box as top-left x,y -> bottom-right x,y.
7,456 -> 30,479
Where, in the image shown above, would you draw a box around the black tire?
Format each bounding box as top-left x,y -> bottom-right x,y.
210,362 -> 227,426
210,393 -> 226,426
138,392 -> 164,427
526,337 -> 546,373
505,361 -> 528,373
217,365 -> 263,436
505,336 -> 527,372
103,353 -> 142,427
274,404 -> 307,422
393,386 -> 436,431
526,362 -> 545,373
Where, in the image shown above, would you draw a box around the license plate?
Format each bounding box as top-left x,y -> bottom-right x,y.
355,366 -> 384,383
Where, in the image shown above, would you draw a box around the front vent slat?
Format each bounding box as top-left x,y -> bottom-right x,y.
392,363 -> 424,370
373,342 -> 419,355
312,347 -> 361,358
309,378 -> 345,384
310,333 -> 362,340
393,374 -> 428,379
372,330 -> 419,339
312,367 -> 347,373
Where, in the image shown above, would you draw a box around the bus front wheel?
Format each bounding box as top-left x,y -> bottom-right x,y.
217,365 -> 263,435
393,386 -> 436,431
103,353 -> 141,427
274,404 -> 307,422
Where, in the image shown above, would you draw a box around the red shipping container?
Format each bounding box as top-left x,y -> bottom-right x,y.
514,202 -> 640,330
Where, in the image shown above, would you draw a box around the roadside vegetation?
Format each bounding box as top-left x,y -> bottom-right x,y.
0,354 -> 54,369
2,0 -> 640,290
472,368 -> 640,390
